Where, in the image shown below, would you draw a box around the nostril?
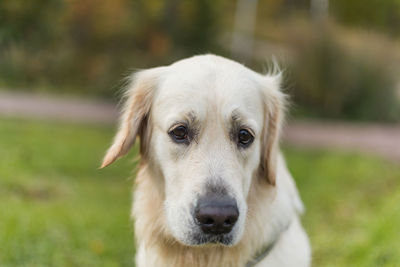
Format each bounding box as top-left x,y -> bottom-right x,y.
224,218 -> 232,226
226,215 -> 238,224
205,218 -> 214,225
195,212 -> 216,226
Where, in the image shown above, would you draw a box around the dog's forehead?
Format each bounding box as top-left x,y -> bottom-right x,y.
153,56 -> 264,127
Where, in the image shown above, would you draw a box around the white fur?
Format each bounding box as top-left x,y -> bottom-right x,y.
102,55 -> 311,267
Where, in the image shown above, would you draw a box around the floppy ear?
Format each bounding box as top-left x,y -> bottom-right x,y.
100,68 -> 164,168
259,73 -> 286,186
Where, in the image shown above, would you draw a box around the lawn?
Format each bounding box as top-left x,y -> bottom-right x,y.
0,118 -> 399,266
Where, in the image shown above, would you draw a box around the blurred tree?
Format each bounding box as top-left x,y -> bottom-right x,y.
0,0 -> 398,122
331,0 -> 400,36
291,31 -> 400,122
0,0 -> 63,47
0,0 -> 64,86
0,0 -> 225,96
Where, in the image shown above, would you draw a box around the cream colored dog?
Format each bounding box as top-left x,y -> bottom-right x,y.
101,55 -> 311,267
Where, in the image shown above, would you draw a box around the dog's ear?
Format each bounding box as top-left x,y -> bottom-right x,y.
100,67 -> 164,168
259,73 -> 286,186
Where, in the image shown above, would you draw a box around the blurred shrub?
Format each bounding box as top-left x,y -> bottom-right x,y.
0,0 -> 227,97
332,0 -> 400,36
1,1 -> 399,122
289,28 -> 400,122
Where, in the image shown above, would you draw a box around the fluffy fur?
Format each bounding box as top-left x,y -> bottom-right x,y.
102,55 -> 311,267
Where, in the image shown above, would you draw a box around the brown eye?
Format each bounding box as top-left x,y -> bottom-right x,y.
169,125 -> 189,143
238,129 -> 254,147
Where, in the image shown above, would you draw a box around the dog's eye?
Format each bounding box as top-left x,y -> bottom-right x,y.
238,129 -> 254,147
169,125 -> 189,143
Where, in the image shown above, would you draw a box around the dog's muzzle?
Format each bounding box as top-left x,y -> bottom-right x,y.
195,195 -> 239,236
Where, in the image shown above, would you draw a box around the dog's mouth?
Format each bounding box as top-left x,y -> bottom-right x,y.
190,232 -> 234,246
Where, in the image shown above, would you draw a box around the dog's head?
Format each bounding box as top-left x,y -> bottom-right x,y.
101,55 -> 285,246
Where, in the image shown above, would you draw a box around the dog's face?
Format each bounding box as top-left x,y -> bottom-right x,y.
101,55 -> 285,247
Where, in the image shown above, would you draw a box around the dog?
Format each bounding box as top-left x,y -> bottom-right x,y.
101,54 -> 311,267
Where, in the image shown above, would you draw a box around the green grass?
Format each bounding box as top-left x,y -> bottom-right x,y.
0,118 -> 136,267
0,118 -> 399,266
284,148 -> 400,266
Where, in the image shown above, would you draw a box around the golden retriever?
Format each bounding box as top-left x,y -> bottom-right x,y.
101,55 -> 311,267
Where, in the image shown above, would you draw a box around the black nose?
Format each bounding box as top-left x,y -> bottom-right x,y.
195,196 -> 239,235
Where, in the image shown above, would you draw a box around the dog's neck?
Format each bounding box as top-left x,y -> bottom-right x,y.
132,163 -> 282,267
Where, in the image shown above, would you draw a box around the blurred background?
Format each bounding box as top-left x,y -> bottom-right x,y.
1,0 -> 399,266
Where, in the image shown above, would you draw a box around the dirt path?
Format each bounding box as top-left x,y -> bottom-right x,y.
1,91 -> 399,162
0,91 -> 118,124
283,121 -> 400,162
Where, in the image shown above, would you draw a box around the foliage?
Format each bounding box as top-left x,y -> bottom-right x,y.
288,27 -> 400,122
0,0 -> 225,96
0,0 -> 399,121
331,0 -> 400,36
259,0 -> 400,36
1,118 -> 400,266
